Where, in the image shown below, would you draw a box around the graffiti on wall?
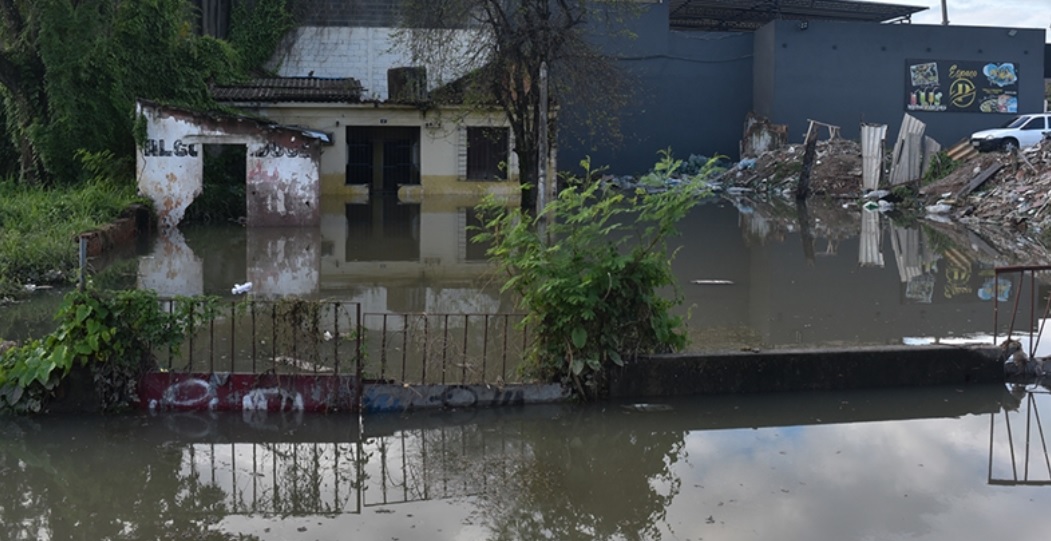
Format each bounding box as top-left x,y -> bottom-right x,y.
143,139 -> 198,157
252,142 -> 311,158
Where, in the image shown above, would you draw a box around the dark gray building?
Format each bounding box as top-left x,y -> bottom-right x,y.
562,0 -> 1047,175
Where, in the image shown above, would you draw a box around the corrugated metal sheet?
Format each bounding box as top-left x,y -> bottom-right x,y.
889,114 -> 926,186
861,123 -> 887,191
920,135 -> 943,179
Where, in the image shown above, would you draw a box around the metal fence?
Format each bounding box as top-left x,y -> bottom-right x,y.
153,298 -> 531,385
993,265 -> 1051,358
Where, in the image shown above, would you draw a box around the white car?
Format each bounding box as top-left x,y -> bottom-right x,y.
970,113 -> 1051,152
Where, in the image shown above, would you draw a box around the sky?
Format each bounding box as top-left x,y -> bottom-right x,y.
879,0 -> 1051,40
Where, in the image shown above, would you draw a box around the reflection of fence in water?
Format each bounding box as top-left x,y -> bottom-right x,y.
988,387 -> 1051,486
152,299 -> 531,385
179,425 -> 523,516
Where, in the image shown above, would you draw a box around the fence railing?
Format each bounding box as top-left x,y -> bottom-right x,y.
993,265 -> 1051,359
153,298 -> 531,386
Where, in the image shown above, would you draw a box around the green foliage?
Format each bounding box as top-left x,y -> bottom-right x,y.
0,0 -> 293,187
474,152 -> 710,397
228,0 -> 295,74
0,289 -> 218,413
0,179 -> 147,293
921,151 -> 961,185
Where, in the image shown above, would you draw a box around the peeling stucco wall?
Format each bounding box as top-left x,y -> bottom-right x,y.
136,100 -> 325,228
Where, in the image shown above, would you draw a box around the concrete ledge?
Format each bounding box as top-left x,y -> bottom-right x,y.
608,345 -> 1002,398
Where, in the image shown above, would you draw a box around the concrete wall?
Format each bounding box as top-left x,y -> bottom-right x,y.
609,345 -> 1002,398
271,26 -> 481,99
560,2 -> 755,175
753,20 -> 1047,145
136,102 -> 324,228
294,0 -> 402,27
248,104 -> 519,197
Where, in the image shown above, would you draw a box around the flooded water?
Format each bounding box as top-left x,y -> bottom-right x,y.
3,384 -> 1050,541
2,193 -> 1040,350
137,194 -> 1035,351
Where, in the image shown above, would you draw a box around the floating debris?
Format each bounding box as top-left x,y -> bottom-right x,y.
622,403 -> 674,413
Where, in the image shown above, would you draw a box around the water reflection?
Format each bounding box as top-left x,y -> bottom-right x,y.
136,195 -> 511,316
128,193 -> 1041,350
4,385 -> 1051,540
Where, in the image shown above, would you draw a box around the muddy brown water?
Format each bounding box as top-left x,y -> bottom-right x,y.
1,194 -> 1029,350
3,384 -> 1050,541
134,195 -> 1027,351
3,195 -> 1048,539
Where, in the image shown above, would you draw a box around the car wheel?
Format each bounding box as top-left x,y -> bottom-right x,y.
1002,138 -> 1019,152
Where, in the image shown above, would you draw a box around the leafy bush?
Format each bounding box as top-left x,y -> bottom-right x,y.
474,152 -> 710,398
921,151 -> 960,185
0,289 -> 218,413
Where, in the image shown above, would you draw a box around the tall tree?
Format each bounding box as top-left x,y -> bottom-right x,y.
0,0 -> 291,187
0,0 -> 49,185
396,0 -> 632,210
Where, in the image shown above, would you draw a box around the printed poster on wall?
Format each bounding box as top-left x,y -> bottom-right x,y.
905,59 -> 1019,113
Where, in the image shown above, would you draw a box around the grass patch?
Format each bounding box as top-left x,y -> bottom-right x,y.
0,179 -> 147,294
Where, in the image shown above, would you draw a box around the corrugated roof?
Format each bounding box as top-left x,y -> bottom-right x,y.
212,77 -> 364,103
669,0 -> 927,31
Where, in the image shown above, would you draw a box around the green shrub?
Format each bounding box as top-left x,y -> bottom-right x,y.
474,152 -> 710,398
0,289 -> 218,413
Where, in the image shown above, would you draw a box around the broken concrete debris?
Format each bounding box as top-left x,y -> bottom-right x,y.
603,110 -> 1051,242
921,137 -> 1051,234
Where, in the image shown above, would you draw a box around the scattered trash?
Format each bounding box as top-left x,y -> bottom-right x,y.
231,282 -> 253,295
726,138 -> 864,197
622,403 -> 674,413
691,279 -> 734,285
921,137 -> 1051,232
925,203 -> 952,214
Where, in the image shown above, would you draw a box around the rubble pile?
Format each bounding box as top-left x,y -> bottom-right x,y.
726,138 -> 863,197
924,138 -> 1051,235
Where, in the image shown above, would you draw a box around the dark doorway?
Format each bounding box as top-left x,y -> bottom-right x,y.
184,143 -> 246,224
345,126 -> 420,194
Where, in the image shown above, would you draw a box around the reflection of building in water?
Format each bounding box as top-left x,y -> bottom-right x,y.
138,229 -> 204,297
137,194 -> 507,315
320,195 -> 507,316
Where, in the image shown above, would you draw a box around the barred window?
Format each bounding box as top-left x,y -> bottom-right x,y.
466,127 -> 508,181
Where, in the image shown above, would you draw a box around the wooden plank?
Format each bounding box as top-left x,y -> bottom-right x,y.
955,163 -> 1003,199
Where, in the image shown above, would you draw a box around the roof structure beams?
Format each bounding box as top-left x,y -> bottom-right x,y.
668,0 -> 926,31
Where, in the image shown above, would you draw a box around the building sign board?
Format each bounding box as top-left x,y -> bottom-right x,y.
905,59 -> 1019,114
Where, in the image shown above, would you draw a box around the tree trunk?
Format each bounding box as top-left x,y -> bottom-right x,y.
518,148 -> 539,212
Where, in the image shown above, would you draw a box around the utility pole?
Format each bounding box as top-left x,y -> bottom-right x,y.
941,0 -> 949,25
536,61 -> 550,243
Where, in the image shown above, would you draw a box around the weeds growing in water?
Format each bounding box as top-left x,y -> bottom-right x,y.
0,178 -> 145,294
